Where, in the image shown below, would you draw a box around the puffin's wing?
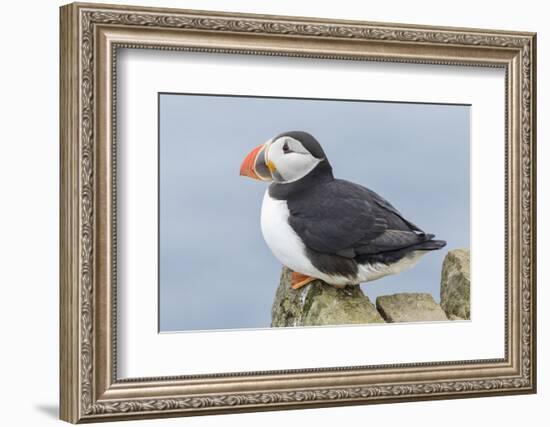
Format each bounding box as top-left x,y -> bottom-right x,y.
287,179 -> 428,258
362,187 -> 424,234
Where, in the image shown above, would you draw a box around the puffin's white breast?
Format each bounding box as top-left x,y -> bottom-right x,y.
260,191 -> 319,278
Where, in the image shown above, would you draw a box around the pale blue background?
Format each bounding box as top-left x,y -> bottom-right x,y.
159,94 -> 470,332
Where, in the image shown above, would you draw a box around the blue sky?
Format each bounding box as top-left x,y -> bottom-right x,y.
159,94 -> 470,332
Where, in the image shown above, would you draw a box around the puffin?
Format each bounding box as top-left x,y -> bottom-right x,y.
239,131 -> 446,290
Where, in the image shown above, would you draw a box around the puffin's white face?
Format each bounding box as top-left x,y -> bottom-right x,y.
240,133 -> 326,183
264,136 -> 323,183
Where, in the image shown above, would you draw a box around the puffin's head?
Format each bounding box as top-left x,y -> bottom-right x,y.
239,131 -> 329,183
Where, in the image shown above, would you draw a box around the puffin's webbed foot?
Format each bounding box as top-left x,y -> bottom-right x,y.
290,271 -> 317,290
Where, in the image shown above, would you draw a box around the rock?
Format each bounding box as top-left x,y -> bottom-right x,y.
376,293 -> 448,323
301,282 -> 385,326
271,267 -> 384,327
271,267 -> 306,327
440,248 -> 470,320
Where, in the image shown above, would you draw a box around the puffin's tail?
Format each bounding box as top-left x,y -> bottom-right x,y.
414,235 -> 446,251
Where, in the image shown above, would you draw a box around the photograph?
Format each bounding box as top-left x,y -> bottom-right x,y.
159,93 -> 471,332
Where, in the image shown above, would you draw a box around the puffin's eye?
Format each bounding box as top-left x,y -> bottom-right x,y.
282,142 -> 290,153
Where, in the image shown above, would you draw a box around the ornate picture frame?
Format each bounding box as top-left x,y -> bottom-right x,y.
60,2 -> 536,423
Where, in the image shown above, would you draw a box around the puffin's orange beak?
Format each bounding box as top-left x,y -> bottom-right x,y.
239,143 -> 272,181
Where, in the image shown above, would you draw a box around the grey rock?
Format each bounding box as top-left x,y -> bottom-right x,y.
301,282 -> 385,326
376,293 -> 448,323
440,248 -> 470,320
271,267 -> 384,327
271,267 -> 306,327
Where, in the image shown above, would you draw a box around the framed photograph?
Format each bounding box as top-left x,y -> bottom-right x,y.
59,2 -> 537,423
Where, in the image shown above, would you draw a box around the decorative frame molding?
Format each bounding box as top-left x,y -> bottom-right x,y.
60,2 -> 536,423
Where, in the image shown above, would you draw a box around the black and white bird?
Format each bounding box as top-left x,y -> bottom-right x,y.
239,131 -> 446,290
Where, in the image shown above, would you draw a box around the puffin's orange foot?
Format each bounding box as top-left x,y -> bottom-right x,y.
291,271 -> 317,290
